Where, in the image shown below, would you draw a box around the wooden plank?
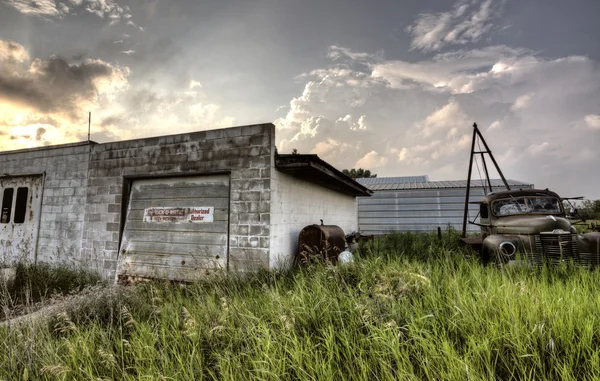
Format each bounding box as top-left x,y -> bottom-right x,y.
122,230 -> 227,245
118,263 -> 225,281
133,177 -> 229,190
121,252 -> 223,267
122,241 -> 225,256
131,186 -> 229,200
128,199 -> 229,210
124,220 -> 229,233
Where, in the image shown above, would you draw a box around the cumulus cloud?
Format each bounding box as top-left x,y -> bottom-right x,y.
0,42 -> 129,119
0,40 -> 30,63
275,43 -> 600,197
0,40 -> 234,149
406,0 -> 506,52
3,0 -> 139,27
356,151 -> 388,169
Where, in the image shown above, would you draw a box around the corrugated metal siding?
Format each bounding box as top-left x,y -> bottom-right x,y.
358,183 -> 534,234
357,178 -> 532,191
117,175 -> 230,281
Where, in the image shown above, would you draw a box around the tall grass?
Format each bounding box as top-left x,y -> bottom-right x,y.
1,263 -> 102,321
2,231 -> 600,380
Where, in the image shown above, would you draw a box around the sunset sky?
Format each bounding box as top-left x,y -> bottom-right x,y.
1,0 -> 599,197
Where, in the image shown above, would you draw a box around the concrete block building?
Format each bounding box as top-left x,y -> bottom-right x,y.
0,123 -> 369,280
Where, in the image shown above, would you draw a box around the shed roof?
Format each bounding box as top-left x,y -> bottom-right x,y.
355,177 -> 533,191
354,176 -> 429,185
275,154 -> 372,197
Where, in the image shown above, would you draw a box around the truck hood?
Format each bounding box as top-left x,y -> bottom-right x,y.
495,215 -> 572,235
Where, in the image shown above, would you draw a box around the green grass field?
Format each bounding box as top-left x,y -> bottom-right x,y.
2,232 -> 600,380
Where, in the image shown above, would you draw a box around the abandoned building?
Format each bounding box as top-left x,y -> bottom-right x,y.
356,176 -> 533,235
0,123 -> 370,280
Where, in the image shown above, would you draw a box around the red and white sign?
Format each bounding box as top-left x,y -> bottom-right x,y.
144,207 -> 214,223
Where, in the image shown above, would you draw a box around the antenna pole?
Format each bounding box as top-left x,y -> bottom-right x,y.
87,112 -> 91,142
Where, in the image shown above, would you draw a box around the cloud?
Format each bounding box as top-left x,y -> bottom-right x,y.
0,41 -> 129,119
2,0 -> 62,17
527,141 -> 550,156
0,40 -> 234,149
511,93 -> 534,111
584,114 -> 600,130
3,0 -> 139,27
356,151 -> 388,169
120,50 -> 135,55
406,0 -> 506,52
0,40 -> 30,63
189,80 -> 202,90
275,43 -> 600,197
372,45 -> 531,93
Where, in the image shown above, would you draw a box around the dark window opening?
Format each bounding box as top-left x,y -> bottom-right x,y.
480,203 -> 489,219
1,188 -> 14,224
14,187 -> 29,224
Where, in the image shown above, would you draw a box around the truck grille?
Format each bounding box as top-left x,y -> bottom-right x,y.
532,233 -> 579,264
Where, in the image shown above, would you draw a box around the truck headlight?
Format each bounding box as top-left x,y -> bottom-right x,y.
499,241 -> 516,257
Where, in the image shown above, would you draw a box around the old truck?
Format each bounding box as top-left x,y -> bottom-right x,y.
470,188 -> 600,264
460,123 -> 600,265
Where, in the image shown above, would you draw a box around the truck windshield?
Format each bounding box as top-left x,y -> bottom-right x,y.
491,196 -> 562,216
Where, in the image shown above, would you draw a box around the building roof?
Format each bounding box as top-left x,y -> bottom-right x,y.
356,177 -> 533,191
275,154 -> 372,197
355,176 -> 429,185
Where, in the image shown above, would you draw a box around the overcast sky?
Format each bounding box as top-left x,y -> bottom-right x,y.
1,0 -> 599,197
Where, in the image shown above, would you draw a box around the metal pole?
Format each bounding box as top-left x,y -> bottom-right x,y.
88,112 -> 91,142
475,127 -> 511,191
462,123 -> 478,238
480,153 -> 493,193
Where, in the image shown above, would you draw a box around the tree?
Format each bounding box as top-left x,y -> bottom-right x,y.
342,168 -> 377,179
576,199 -> 600,221
291,148 -> 298,155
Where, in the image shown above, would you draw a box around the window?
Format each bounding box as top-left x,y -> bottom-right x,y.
1,188 -> 14,224
480,203 -> 489,219
14,187 -> 29,224
491,196 -> 562,216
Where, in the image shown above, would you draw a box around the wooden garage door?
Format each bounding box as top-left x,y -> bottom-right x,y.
117,174 -> 230,281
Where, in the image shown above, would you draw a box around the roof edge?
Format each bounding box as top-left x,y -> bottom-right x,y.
275,153 -> 371,197
0,141 -> 97,156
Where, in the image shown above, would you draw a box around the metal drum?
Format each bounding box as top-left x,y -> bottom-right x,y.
297,223 -> 346,265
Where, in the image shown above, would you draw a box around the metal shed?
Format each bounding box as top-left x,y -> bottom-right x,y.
356,177 -> 534,234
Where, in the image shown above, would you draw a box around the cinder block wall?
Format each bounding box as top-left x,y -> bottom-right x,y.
0,143 -> 91,265
82,124 -> 274,278
269,170 -> 358,269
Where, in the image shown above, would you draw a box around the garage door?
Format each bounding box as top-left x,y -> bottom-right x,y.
0,175 -> 43,266
117,174 -> 230,281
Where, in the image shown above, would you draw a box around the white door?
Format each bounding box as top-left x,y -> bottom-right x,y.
0,175 -> 44,266
117,175 -> 230,281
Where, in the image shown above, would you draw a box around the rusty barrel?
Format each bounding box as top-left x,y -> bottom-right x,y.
297,224 -> 345,265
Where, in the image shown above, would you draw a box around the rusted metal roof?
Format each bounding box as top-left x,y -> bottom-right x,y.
275,154 -> 371,197
356,178 -> 533,191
